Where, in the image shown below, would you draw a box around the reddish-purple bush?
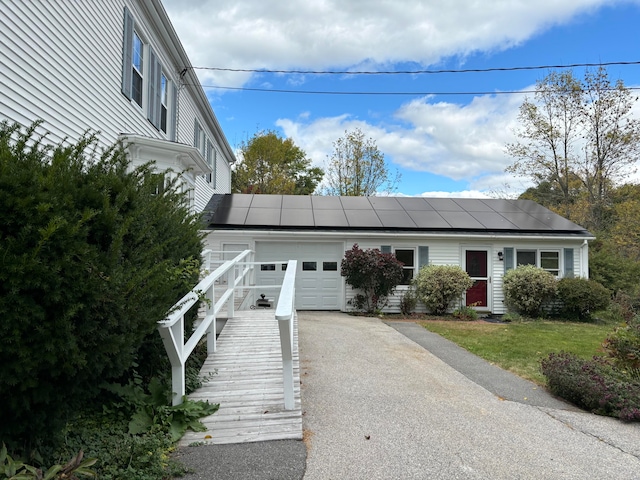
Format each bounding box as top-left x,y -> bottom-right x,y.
341,243 -> 404,313
541,352 -> 640,421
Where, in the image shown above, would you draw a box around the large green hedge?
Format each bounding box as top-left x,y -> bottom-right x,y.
0,122 -> 203,451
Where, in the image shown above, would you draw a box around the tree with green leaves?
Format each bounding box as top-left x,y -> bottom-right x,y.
507,67 -> 640,231
232,130 -> 323,194
324,128 -> 400,196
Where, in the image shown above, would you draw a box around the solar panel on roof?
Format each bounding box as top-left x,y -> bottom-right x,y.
245,208 -> 281,225
340,196 -> 373,210
453,198 -> 495,212
203,193 -> 590,235
397,197 -> 433,210
311,196 -> 343,209
282,195 -> 312,209
251,195 -> 282,208
468,211 -> 518,230
376,210 -> 417,228
442,211 -> 485,229
368,196 -> 402,210
314,208 -> 349,227
281,208 -> 315,226
425,198 -> 465,211
406,210 -> 450,228
344,209 -> 382,227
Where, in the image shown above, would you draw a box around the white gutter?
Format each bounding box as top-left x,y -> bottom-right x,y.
208,228 -> 595,243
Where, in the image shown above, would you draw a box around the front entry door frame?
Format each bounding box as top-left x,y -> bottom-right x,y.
462,246 -> 492,312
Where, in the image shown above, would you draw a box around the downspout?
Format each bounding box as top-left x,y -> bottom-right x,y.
581,239 -> 589,279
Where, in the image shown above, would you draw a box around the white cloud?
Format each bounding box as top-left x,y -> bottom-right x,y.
163,0 -> 613,87
275,91 -> 528,194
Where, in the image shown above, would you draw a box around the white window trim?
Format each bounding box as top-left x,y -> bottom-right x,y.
515,248 -> 561,277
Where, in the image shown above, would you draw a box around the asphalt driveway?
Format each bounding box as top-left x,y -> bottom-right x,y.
299,312 -> 640,480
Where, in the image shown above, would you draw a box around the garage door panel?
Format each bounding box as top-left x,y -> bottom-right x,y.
256,241 -> 343,310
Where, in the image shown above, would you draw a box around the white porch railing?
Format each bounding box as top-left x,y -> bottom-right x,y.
157,249 -> 253,406
158,251 -> 298,409
275,260 -> 297,410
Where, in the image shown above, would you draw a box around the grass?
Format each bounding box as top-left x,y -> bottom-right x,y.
419,319 -> 613,385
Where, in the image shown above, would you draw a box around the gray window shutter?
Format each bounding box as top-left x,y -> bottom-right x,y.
381,245 -> 391,254
121,7 -> 134,99
564,248 -> 575,278
147,47 -> 161,128
194,119 -> 200,149
212,146 -> 217,188
418,246 -> 429,269
504,247 -> 514,273
169,82 -> 177,141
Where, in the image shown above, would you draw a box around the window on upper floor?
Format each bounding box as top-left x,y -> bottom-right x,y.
160,73 -> 168,133
131,32 -> 144,107
122,7 -> 176,139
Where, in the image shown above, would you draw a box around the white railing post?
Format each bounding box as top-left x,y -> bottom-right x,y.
158,315 -> 185,406
227,263 -> 236,319
157,249 -> 253,406
206,283 -> 216,354
275,260 -> 297,411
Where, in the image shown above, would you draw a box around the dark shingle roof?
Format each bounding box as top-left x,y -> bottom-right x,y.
203,194 -> 592,237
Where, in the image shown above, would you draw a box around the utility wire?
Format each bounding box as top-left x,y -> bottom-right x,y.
185,83 -> 640,96
190,60 -> 640,76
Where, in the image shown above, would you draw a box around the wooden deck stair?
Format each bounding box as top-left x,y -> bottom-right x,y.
179,309 -> 302,445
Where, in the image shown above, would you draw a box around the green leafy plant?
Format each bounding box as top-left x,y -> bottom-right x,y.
502,265 -> 557,317
452,306 -> 479,321
603,315 -> 640,380
103,375 -> 219,442
399,288 -> 418,316
341,244 -> 404,314
556,277 -> 610,321
0,121 -> 203,453
1,444 -> 96,480
413,265 -> 473,315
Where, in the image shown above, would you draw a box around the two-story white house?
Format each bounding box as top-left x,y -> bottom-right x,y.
0,0 -> 234,210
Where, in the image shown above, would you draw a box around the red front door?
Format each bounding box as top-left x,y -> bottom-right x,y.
465,250 -> 488,308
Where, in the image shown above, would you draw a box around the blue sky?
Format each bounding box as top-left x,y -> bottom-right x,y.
163,0 -> 640,197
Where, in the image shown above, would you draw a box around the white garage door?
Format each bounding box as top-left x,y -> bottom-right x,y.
255,242 -> 343,310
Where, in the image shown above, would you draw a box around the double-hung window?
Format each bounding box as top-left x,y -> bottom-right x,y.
511,249 -> 561,277
160,73 -> 168,133
122,7 -> 176,138
131,32 -> 144,107
395,249 -> 415,285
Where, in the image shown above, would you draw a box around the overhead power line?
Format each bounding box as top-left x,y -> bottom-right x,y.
190,60 -> 640,76
186,83 -> 640,97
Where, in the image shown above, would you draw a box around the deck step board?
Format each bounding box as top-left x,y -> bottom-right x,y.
178,310 -> 302,446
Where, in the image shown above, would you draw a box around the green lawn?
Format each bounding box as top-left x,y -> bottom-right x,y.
419,319 -> 613,385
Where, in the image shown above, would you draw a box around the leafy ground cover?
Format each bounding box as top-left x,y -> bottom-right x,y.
418,319 -> 612,385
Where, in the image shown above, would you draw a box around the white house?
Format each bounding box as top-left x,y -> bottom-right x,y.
0,0 -> 234,210
202,194 -> 594,314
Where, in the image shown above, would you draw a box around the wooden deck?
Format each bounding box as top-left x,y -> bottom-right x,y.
179,309 -> 302,446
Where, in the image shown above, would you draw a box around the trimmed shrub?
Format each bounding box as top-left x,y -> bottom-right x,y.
0,122 -> 203,451
399,288 -> 418,316
541,352 -> 640,421
413,265 -> 473,315
556,277 -> 611,322
603,315 -> 640,378
341,244 -> 404,314
502,265 -> 557,317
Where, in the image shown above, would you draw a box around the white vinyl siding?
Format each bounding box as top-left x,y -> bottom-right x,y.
0,0 -> 235,212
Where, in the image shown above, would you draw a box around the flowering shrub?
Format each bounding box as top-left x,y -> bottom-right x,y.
341,244 -> 404,314
413,265 -> 473,315
502,265 -> 557,317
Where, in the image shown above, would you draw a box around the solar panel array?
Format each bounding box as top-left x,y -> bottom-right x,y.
204,194 -> 590,235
